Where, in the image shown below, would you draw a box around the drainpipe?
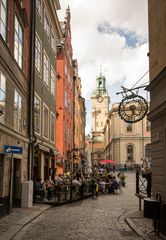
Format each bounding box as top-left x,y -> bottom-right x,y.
28,0 -> 36,180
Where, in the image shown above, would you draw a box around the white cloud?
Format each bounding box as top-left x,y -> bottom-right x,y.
58,0 -> 149,134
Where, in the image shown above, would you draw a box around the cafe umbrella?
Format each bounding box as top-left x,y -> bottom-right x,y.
99,159 -> 115,164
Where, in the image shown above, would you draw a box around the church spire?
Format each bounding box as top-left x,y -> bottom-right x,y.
95,69 -> 107,95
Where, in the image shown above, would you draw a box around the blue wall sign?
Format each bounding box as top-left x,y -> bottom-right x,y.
4,145 -> 23,154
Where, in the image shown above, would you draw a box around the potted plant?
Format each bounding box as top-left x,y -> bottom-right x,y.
118,172 -> 127,187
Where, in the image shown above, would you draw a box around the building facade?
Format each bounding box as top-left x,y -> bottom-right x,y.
0,0 -> 32,215
73,59 -> 86,170
147,0 -> 166,235
56,7 -> 74,173
91,72 -> 110,166
104,103 -> 151,168
33,0 -> 62,181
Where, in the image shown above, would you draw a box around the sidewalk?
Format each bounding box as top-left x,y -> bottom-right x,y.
125,210 -> 166,240
0,204 -> 51,240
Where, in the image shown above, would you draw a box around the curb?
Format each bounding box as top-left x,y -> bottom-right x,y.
125,217 -> 151,240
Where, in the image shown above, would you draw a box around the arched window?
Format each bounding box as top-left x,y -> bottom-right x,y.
145,144 -> 152,158
127,145 -> 133,161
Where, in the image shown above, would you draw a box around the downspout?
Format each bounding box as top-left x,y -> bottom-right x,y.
28,0 -> 36,180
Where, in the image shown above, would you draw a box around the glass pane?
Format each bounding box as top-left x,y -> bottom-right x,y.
1,5 -> 6,25
15,16 -> 18,32
0,74 -> 6,92
2,0 -> 7,6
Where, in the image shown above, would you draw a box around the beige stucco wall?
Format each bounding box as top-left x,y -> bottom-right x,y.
108,103 -> 151,166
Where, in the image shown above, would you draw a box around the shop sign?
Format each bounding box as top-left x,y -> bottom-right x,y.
4,145 -> 22,154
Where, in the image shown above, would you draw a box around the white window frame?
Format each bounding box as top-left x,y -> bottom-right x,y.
34,93 -> 41,135
51,29 -> 56,54
43,50 -> 49,87
14,15 -> 23,69
0,0 -> 7,41
14,89 -> 22,133
0,71 -> 6,123
43,102 -> 49,139
50,112 -> 55,143
51,66 -> 55,96
36,0 -> 42,20
44,8 -> 50,39
35,33 -> 42,74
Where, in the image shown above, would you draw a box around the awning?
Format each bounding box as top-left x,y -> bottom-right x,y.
38,144 -> 50,152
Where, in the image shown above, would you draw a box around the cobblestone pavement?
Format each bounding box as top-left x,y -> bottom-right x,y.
1,172 -> 165,240
10,172 -> 164,240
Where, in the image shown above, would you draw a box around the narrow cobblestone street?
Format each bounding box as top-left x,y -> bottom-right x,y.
12,172 -> 143,240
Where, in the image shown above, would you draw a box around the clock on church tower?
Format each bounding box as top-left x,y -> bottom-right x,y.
91,71 -> 110,132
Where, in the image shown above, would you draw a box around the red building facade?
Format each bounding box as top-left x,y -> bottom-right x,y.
56,7 -> 74,173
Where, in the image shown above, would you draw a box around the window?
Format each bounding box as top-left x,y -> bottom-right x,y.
44,10 -> 50,39
0,71 -> 6,123
36,0 -> 42,18
0,0 -> 7,40
65,65 -> 67,76
146,120 -> 151,131
127,145 -> 133,161
51,67 -> 55,96
145,144 -> 152,158
127,122 -> 132,131
35,34 -> 41,73
34,94 -> 41,134
64,91 -> 67,108
14,16 -> 23,68
43,51 -> 49,87
14,90 -> 22,132
43,103 -> 49,139
51,30 -> 56,53
50,112 -> 55,143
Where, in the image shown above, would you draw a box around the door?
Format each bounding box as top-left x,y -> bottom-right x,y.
12,158 -> 21,207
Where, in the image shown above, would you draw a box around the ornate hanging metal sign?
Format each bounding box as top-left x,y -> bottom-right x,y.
118,93 -> 148,123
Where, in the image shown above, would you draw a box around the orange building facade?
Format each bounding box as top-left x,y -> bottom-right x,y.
56,7 -> 74,174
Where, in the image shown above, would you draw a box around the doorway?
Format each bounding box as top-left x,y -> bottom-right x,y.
12,158 -> 21,207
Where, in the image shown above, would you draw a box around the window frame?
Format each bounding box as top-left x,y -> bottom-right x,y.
14,15 -> 23,69
43,102 -> 49,140
36,0 -> 42,20
50,112 -> 55,143
127,122 -> 132,132
127,145 -> 134,162
44,8 -> 50,40
35,33 -> 42,74
51,28 -> 56,54
34,93 -> 41,135
0,0 -> 7,41
50,66 -> 55,96
0,71 -> 6,123
43,50 -> 49,88
14,89 -> 22,133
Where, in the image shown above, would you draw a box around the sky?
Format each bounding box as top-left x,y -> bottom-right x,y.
58,0 -> 149,135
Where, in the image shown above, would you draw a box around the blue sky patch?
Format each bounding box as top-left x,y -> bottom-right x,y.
97,22 -> 147,48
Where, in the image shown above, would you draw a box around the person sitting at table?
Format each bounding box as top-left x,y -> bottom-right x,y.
111,176 -> 121,194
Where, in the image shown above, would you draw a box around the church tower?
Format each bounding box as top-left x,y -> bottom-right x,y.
91,71 -> 110,134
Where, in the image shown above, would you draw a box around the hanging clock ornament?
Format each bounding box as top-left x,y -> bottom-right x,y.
118,93 -> 148,123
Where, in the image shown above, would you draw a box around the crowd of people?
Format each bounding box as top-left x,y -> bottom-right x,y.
34,167 -> 126,202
